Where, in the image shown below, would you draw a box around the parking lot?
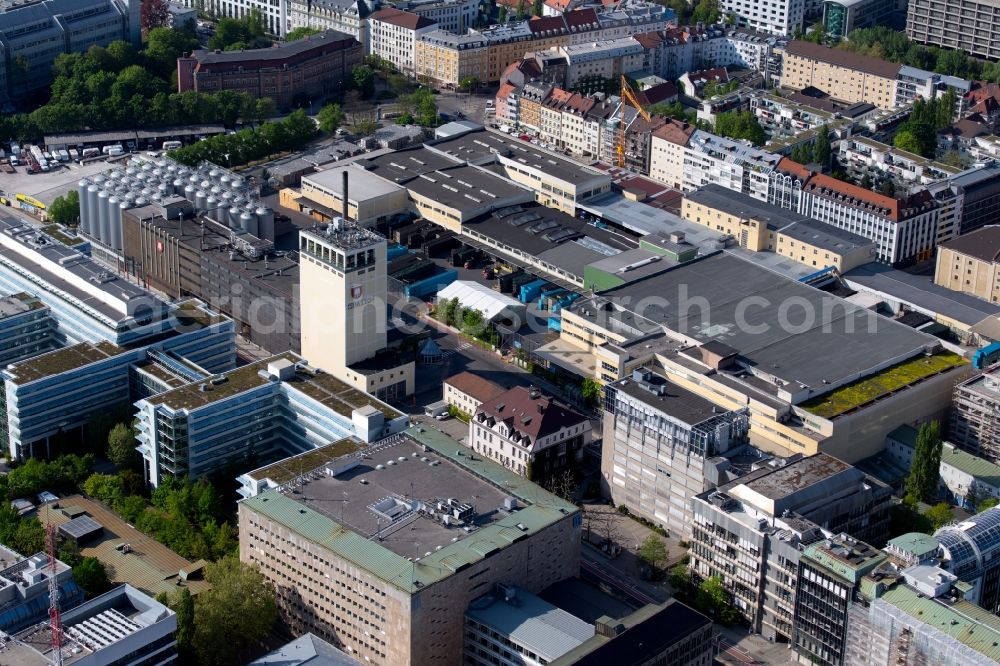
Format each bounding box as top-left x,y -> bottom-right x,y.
1,157 -> 126,205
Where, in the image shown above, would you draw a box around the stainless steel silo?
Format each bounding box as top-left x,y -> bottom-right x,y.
85,185 -> 100,236
228,206 -> 240,228
183,184 -> 196,203
239,210 -> 255,234
256,206 -> 274,241
195,190 -> 207,211
108,197 -> 122,250
97,191 -> 110,243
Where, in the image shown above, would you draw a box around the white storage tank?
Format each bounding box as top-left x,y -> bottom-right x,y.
256,206 -> 274,241
230,176 -> 244,190
85,185 -> 100,236
97,191 -> 111,243
219,174 -> 231,189
76,180 -> 90,233
239,210 -> 255,234
108,197 -> 122,250
228,206 -> 240,228
183,184 -> 196,202
195,190 -> 207,210
205,196 -> 219,214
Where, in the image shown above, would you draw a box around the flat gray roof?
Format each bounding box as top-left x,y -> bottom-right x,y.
571,252 -> 937,391
611,369 -> 723,425
305,165 -> 405,202
685,184 -> 809,231
741,453 -> 857,500
780,219 -> 874,254
426,129 -> 608,187
844,263 -> 1000,326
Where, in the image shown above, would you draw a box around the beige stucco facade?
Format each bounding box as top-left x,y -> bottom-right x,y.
935,243 -> 1000,304
781,51 -> 897,108
649,133 -> 689,190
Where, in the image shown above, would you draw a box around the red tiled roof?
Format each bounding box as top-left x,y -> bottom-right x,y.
651,118 -> 695,146
445,372 -> 507,404
369,8 -> 435,30
563,7 -> 598,28
785,40 -> 902,79
803,173 -> 900,221
777,157 -> 812,180
475,386 -> 587,442
635,81 -> 678,106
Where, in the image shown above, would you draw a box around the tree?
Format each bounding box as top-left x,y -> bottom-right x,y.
905,421 -> 942,502
172,587 -> 195,658
547,469 -> 577,501
924,502 -> 953,530
73,557 -> 111,598
669,560 -> 691,591
695,576 -> 740,625
140,0 -> 170,34
714,110 -> 766,146
691,0 -> 720,24
352,65 -> 376,99
191,557 -> 276,666
58,540 -> 82,567
285,26 -> 320,41
979,498 -> 1000,512
460,76 -> 481,95
106,422 -> 137,469
318,102 -> 346,133
48,191 -> 80,225
581,378 -> 602,406
812,125 -> 831,167
350,118 -> 378,137
532,0 -> 544,16
638,535 -> 669,578
498,5 -> 508,22
515,0 -> 527,19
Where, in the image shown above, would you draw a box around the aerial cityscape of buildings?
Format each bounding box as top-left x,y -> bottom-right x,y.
4,0 -> 1000,663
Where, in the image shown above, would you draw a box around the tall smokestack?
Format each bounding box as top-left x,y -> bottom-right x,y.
342,170 -> 349,222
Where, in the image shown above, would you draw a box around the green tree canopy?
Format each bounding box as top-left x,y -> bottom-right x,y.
812,125 -> 831,167
713,110 -> 766,146
48,191 -> 80,225
285,26 -> 320,41
924,502 -> 953,530
318,102 -> 346,133
107,422 -> 137,469
638,535 -> 669,576
191,558 -> 277,665
209,10 -> 269,51
73,557 -> 111,598
352,65 -> 376,98
581,378 -> 602,406
905,421 -> 942,502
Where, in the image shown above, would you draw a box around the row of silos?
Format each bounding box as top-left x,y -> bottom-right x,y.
77,156 -> 276,249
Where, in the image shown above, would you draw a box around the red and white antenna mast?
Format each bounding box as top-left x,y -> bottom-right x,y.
45,523 -> 63,666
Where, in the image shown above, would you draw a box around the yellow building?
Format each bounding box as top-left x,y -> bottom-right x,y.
290,167 -> 409,228
934,225 -> 1000,304
780,40 -> 901,109
682,185 -> 876,271
414,31 -> 488,87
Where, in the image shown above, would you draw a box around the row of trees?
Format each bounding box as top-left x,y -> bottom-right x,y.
669,560 -> 742,625
0,25 -> 282,140
168,109 -> 317,167
208,10 -> 271,52
788,125 -> 832,167
713,110 -> 767,146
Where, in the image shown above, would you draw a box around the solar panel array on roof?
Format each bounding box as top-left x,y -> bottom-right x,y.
58,515 -> 103,543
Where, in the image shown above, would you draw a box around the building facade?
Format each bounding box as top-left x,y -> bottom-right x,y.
469,386 -> 590,480
907,0 -> 1000,61
287,0 -> 374,50
722,0 -> 804,35
780,40 -> 900,109
934,225 -> 1000,304
394,0 -> 477,33
442,371 -> 506,416
239,427 -> 582,666
176,0 -> 287,34
177,30 -> 362,110
368,8 -> 436,74
951,364 -> 1000,468
602,367 -> 752,538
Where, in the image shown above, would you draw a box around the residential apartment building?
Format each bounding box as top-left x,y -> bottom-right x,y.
239,427 -> 582,666
414,30 -> 488,87
394,0 -> 476,33
679,130 -> 783,201
690,457 -> 891,639
442,371 -> 506,416
934,225 -> 1000,304
635,25 -> 777,81
950,363 -> 1000,465
176,30 -> 362,110
648,118 -> 697,188
838,136 -> 963,191
780,40 -> 901,109
798,171 -> 962,265
560,38 -> 645,87
722,0 -> 804,35
682,184 -> 876,272
288,0 -> 374,50
368,8 -> 436,75
907,0 -> 1000,61
135,353 -> 408,487
752,92 -> 878,140
602,366 -> 753,538
0,294 -> 57,369
0,0 -> 140,103
469,385 -> 590,479
8,585 -> 177,666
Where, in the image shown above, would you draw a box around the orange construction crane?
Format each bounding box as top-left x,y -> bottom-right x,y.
617,74 -> 651,168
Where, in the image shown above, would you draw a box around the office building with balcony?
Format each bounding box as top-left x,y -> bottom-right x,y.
239,426 -> 581,666
0,294 -> 57,368
136,353 -> 408,487
602,366 -> 753,538
690,454 -> 891,640
793,535 -> 887,665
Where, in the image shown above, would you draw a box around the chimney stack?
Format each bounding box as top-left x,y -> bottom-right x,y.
342,169 -> 349,222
